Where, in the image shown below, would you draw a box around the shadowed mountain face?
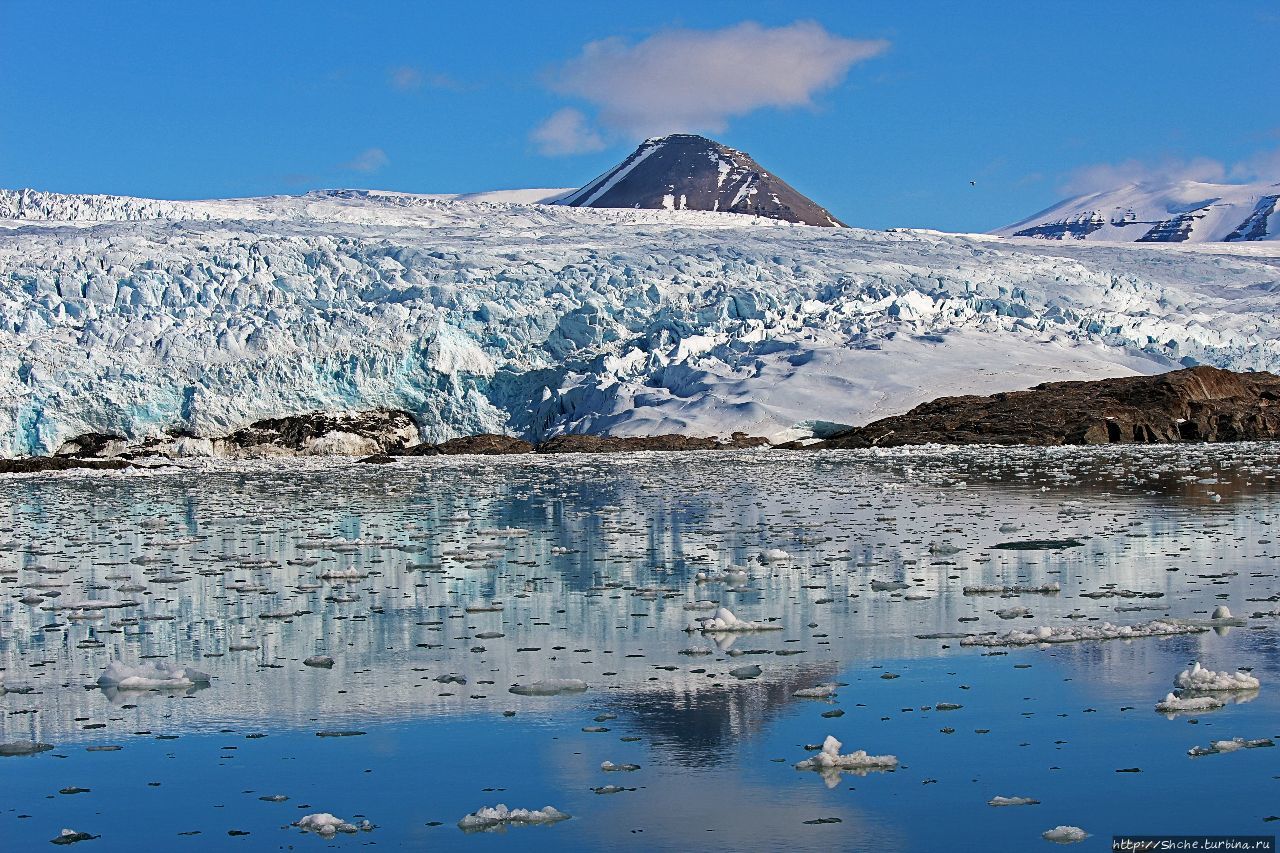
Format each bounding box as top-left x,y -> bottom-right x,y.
559,134 -> 845,226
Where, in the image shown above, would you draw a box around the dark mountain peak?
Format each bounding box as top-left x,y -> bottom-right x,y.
560,135 -> 844,227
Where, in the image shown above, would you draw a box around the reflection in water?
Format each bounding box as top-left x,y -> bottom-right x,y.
1,445 -> 1279,850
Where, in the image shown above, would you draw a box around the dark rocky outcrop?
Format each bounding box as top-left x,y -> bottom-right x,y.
536,432 -> 770,454
402,434 -> 534,456
0,456 -> 129,474
223,409 -> 419,456
54,433 -> 131,458
812,366 -> 1280,449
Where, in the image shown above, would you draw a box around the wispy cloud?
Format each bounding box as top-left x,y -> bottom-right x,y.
387,65 -> 466,92
1062,148 -> 1280,195
531,107 -> 606,156
341,147 -> 389,173
531,21 -> 887,155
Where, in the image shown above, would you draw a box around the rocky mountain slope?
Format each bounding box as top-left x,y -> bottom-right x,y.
995,179 -> 1280,243
2,187 -> 1280,457
558,134 -> 844,226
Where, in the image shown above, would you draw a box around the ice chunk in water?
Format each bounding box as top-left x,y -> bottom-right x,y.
988,795 -> 1040,806
1174,662 -> 1259,692
1042,826 -> 1088,843
457,804 -> 570,831
687,607 -> 781,633
1156,692 -> 1225,714
508,679 -> 588,696
97,661 -> 210,690
795,736 -> 897,788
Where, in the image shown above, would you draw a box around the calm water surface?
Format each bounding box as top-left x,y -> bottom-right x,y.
2,446 -> 1278,851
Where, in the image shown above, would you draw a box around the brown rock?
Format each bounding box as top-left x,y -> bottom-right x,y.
536,432 -> 770,454
402,434 -> 533,456
813,366 -> 1280,449
0,457 -> 130,474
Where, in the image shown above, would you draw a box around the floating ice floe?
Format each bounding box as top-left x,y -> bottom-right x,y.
1174,662 -> 1259,692
319,567 -> 366,580
963,582 -> 1060,595
303,656 -> 335,668
457,804 -> 570,832
1188,737 -> 1273,757
795,736 -> 897,787
97,661 -> 210,690
1042,825 -> 1088,843
465,602 -> 504,613
995,607 -> 1033,619
1155,692 -> 1225,714
960,620 -> 1206,647
686,607 -> 781,633
0,740 -> 55,756
729,664 -> 762,680
988,795 -> 1040,806
759,548 -> 791,564
601,761 -> 640,772
694,568 -> 749,585
793,684 -> 839,698
508,679 -> 588,696
50,829 -> 98,845
295,813 -> 372,836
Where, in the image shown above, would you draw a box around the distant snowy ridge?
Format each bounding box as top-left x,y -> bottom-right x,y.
2,188 -> 1280,457
995,179 -> 1280,243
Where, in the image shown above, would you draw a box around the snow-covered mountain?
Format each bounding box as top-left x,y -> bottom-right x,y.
559,134 -> 844,226
995,179 -> 1280,242
2,185 -> 1280,457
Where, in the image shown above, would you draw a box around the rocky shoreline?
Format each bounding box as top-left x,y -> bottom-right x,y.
811,366 -> 1280,449
7,366 -> 1279,474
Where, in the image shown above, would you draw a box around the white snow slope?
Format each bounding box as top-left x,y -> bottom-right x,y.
995,179 -> 1280,243
2,187 -> 1280,457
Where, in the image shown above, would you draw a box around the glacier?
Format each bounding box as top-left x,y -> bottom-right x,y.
2,187 -> 1280,457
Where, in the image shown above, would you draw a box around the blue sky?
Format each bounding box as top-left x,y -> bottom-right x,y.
1,1 -> 1277,232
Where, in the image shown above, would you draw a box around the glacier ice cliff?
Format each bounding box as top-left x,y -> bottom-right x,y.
1,187 -> 1279,457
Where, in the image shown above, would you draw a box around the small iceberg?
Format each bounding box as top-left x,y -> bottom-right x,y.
1156,692 -> 1225,714
1042,825 -> 1088,844
0,740 -> 55,756
97,661 -> 210,690
686,607 -> 781,633
1188,737 -> 1273,757
457,804 -> 570,832
988,796 -> 1039,806
961,620 -> 1206,647
295,813 -> 373,836
795,736 -> 897,787
963,582 -> 1059,596
793,683 -> 839,699
508,679 -> 588,696
1174,662 -> 1259,692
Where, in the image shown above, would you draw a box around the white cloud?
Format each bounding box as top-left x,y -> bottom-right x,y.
342,148 -> 389,173
1062,148 -> 1280,195
1230,147 -> 1280,182
1061,156 -> 1226,194
530,107 -> 607,156
388,65 -> 465,92
533,21 -> 887,154
389,65 -> 424,91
